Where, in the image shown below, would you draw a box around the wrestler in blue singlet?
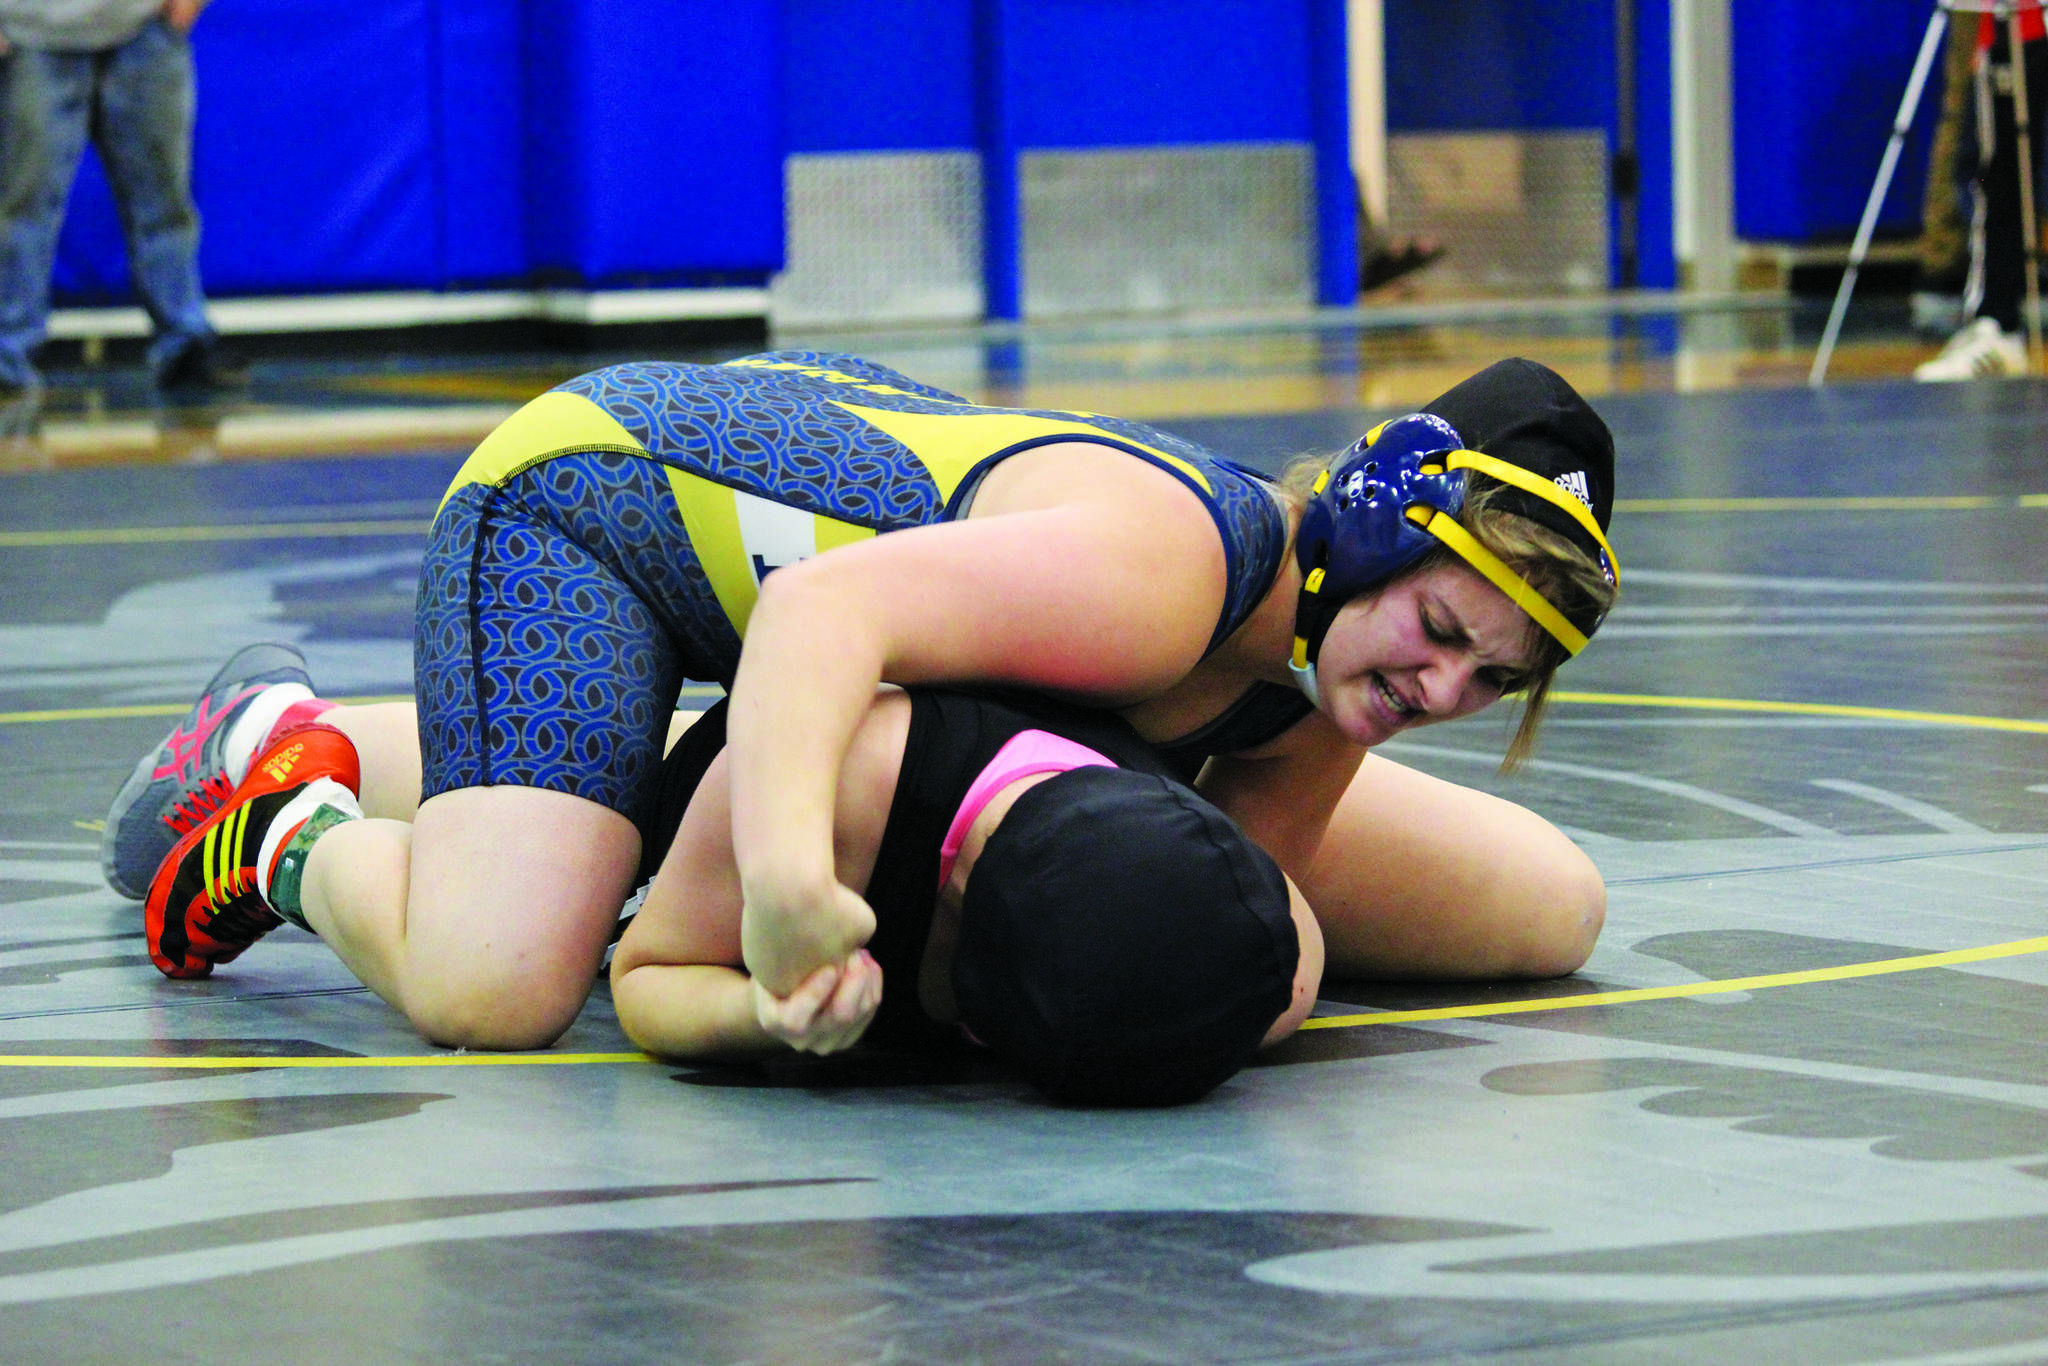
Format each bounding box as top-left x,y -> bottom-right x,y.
416,351 -> 1298,821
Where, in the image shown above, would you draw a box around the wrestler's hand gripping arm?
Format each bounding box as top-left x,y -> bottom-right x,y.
726,445 -> 1227,1002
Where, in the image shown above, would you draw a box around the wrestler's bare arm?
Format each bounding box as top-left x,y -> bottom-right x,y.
728,445 -> 1226,999
612,693 -> 910,1059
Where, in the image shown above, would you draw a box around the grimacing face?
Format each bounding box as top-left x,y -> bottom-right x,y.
1309,561 -> 1539,748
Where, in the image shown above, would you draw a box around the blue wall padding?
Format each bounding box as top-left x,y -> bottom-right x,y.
1380,0 -> 1681,289
1632,0 -> 1676,289
1309,0 -> 1359,301
49,0 -> 1351,305
192,0 -> 442,293
1731,0 -> 1937,242
51,0 -> 785,302
786,0 -> 976,152
1384,0 -> 1616,132
996,0 -> 1315,146
972,0 -> 1346,311
975,0 -> 1022,320
439,0 -> 529,286
524,0 -> 785,284
519,0 -> 591,279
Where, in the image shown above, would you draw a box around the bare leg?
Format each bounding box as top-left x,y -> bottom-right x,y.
322,703 -> 423,821
1301,753 -> 1605,979
298,816 -> 413,1007
314,702 -> 708,825
299,784 -> 639,1049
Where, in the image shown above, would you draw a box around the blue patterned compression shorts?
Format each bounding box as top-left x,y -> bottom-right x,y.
415,449 -> 739,823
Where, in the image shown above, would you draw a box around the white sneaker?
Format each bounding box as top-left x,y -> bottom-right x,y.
1914,317 -> 2029,381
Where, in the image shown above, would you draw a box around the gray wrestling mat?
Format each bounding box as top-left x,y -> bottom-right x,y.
1,373 -> 2044,1365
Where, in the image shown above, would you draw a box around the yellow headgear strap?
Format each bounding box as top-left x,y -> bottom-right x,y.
1404,506 -> 1590,655
1289,566 -> 1325,670
1442,449 -> 1620,580
1296,426 -> 1614,670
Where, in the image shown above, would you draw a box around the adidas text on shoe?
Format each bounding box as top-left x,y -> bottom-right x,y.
145,724 -> 360,980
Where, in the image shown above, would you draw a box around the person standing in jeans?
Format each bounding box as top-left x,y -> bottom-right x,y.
0,0 -> 243,393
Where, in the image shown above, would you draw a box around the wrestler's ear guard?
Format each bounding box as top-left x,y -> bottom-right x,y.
1287,410 -> 1622,705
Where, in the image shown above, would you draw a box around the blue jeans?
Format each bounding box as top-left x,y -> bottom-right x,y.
0,21 -> 213,384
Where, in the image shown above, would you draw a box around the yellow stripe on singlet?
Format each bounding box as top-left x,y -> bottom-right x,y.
429,388 -> 875,637
832,402 -> 1214,503
661,469 -> 757,633
664,465 -> 878,635
436,391 -> 647,515
814,519 -> 875,554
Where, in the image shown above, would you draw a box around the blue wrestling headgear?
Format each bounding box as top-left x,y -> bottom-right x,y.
1288,358 -> 1621,707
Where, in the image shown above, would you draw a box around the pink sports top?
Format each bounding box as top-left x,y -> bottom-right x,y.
935,729 -> 1117,890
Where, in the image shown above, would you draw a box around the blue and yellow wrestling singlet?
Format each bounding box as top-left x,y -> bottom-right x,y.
416,350 -> 1287,819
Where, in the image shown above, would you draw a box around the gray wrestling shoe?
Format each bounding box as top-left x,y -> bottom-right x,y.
100,642 -> 315,900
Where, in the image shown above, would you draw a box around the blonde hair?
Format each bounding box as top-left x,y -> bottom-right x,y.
1278,456 -> 1619,768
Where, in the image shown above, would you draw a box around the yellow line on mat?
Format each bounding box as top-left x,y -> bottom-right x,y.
6,492 -> 2046,551
1548,691 -> 2048,734
0,520 -> 431,548
1300,935 -> 2048,1030
0,696 -> 414,725
0,687 -> 725,726
1615,494 -> 2046,514
3,937 -> 2043,1066
6,691 -> 2037,732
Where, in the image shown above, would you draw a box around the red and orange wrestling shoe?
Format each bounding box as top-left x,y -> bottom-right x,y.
145,723 -> 361,979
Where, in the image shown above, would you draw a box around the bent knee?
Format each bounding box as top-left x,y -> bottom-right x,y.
403,966 -> 593,1052
1514,846 -> 1606,978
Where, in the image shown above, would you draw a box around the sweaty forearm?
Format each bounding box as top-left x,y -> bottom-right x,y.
725,567 -> 886,903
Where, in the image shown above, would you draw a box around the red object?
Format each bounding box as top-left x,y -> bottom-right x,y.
267,697 -> 341,747
144,723 -> 361,978
1979,3 -> 2045,51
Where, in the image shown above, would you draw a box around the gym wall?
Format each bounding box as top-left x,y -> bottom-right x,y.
45,0 -> 1938,322
50,0 -> 1353,326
